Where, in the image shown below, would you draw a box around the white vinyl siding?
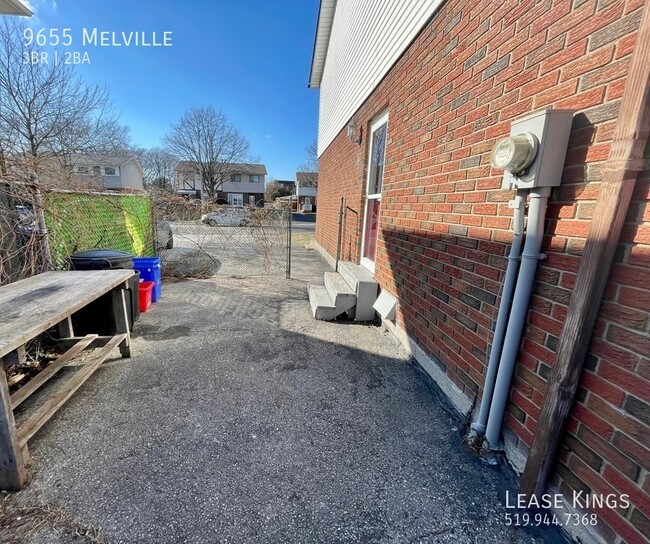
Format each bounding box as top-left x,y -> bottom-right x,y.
221,176 -> 265,194
315,0 -> 445,156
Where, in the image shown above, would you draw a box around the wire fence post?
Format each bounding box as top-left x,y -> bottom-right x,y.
30,174 -> 52,272
335,196 -> 344,272
286,196 -> 292,279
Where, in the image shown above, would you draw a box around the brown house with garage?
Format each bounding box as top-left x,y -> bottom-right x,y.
308,1 -> 649,543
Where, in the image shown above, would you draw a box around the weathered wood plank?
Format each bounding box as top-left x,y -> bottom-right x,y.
111,287 -> 131,358
16,334 -> 125,447
0,270 -> 134,359
0,360 -> 27,490
57,336 -> 119,349
520,0 -> 650,499
11,334 -> 98,409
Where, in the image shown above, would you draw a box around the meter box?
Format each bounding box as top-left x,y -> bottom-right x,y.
492,109 -> 574,190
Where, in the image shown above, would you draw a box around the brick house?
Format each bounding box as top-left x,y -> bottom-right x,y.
309,1 -> 649,543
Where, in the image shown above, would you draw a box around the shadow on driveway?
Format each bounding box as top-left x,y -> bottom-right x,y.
5,276 -> 568,543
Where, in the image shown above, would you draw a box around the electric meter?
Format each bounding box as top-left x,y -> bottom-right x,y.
494,110 -> 575,189
490,133 -> 538,174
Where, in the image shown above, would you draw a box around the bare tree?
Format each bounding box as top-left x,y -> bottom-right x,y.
264,181 -> 294,203
0,20 -> 130,181
136,146 -> 178,191
163,106 -> 250,199
297,139 -> 318,189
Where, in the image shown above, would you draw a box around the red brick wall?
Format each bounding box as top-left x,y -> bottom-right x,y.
315,0 -> 648,542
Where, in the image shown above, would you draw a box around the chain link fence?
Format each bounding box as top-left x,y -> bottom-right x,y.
45,190 -> 155,268
0,181 -> 291,286
152,193 -> 291,278
0,179 -> 154,286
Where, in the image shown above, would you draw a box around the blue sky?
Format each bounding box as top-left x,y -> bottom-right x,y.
23,0 -> 320,181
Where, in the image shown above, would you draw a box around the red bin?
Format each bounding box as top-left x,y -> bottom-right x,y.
139,281 -> 155,312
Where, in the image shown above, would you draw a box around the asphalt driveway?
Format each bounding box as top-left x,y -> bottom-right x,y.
2,249 -> 567,543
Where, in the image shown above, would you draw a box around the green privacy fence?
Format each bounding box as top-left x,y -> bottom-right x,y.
44,192 -> 155,269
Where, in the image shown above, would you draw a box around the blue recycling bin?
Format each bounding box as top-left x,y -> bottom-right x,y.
133,257 -> 162,302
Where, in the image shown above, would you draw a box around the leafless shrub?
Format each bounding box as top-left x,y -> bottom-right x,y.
153,196 -> 290,278
0,178 -> 45,284
0,178 -> 154,286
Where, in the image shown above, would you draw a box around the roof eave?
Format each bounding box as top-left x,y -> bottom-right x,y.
308,0 -> 337,89
0,0 -> 32,16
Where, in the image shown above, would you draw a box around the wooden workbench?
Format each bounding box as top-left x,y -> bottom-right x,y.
0,270 -> 134,490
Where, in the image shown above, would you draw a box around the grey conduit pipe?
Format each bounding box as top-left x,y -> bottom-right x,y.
471,189 -> 527,436
485,186 -> 552,448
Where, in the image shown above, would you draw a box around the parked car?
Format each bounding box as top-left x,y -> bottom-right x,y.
156,221 -> 174,249
201,207 -> 251,227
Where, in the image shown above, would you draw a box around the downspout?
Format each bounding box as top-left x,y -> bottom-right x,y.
471,189 -> 526,435
485,186 -> 551,448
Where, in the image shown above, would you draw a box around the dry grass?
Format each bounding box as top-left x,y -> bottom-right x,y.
291,231 -> 315,248
0,493 -> 108,544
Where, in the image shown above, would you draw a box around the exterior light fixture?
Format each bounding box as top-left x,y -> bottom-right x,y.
347,120 -> 361,144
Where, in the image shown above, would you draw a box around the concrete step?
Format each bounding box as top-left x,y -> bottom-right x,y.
324,271 -> 356,310
309,284 -> 338,320
337,261 -> 379,321
309,273 -> 358,321
338,261 -> 374,291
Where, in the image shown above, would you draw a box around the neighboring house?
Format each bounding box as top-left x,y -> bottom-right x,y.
175,162 -> 266,206
309,2 -> 649,544
275,179 -> 296,192
67,155 -> 145,192
296,171 -> 317,211
9,153 -> 145,192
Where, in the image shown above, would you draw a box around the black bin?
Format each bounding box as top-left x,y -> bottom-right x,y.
70,249 -> 134,270
70,249 -> 139,333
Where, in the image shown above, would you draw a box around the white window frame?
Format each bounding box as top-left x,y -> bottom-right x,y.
104,166 -> 117,176
250,174 -> 260,183
231,174 -> 241,183
249,194 -> 256,206
360,111 -> 388,273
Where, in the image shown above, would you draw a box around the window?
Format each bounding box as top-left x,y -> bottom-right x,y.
249,195 -> 256,206
104,167 -> 117,176
183,174 -> 196,190
361,112 -> 388,272
250,174 -> 260,183
231,174 -> 241,183
228,193 -> 243,206
93,166 -> 101,175
77,166 -> 89,175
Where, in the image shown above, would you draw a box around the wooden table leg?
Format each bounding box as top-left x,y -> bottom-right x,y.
57,316 -> 74,339
111,285 -> 131,358
2,345 -> 26,367
0,352 -> 27,490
